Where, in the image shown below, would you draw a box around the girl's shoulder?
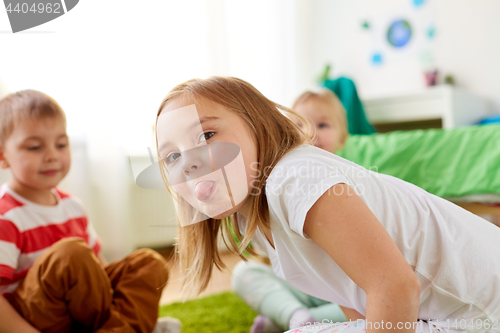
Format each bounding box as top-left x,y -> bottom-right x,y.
263,145 -> 359,238
265,144 -> 360,187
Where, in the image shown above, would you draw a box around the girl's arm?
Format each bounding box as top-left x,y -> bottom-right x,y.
339,306 -> 365,321
0,280 -> 41,333
303,184 -> 421,333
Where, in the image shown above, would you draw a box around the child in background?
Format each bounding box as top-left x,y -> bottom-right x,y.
0,90 -> 180,333
291,89 -> 348,154
231,89 -> 356,333
155,76 -> 500,333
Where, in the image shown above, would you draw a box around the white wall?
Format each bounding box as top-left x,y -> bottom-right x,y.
205,0 -> 311,107
0,1 -> 211,261
302,0 -> 500,113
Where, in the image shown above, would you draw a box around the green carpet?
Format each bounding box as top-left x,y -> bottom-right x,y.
159,291 -> 257,333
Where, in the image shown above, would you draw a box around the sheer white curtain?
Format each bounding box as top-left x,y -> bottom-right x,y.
205,0 -> 315,106
0,1 -> 212,260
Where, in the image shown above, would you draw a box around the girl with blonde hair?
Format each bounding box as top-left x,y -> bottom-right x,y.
155,76 -> 500,333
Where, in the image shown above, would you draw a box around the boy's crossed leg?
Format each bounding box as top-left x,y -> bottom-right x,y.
6,237 -> 169,333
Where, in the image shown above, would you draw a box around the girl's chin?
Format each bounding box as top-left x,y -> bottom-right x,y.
196,205 -> 234,220
210,211 -> 233,220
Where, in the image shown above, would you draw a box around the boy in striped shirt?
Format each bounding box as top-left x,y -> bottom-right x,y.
0,90 -> 179,333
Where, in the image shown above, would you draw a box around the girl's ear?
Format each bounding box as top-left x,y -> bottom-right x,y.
0,147 -> 10,169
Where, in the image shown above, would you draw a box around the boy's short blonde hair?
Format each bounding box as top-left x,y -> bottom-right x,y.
0,90 -> 66,145
292,89 -> 348,144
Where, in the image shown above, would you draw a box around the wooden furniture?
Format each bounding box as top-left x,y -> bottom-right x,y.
457,203 -> 500,227
363,85 -> 490,130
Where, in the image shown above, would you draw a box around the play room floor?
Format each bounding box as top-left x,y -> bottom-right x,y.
159,250 -> 242,305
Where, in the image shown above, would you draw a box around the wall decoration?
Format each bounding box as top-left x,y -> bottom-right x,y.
364,0 -> 436,67
387,19 -> 413,48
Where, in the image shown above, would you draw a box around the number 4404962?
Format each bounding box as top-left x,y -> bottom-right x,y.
5,2 -> 62,14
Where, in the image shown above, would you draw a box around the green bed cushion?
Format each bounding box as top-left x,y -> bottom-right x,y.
337,125 -> 500,198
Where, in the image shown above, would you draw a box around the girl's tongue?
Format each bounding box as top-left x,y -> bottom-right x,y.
195,181 -> 215,201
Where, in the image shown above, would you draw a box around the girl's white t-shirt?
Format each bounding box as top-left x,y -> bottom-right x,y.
241,144 -> 500,331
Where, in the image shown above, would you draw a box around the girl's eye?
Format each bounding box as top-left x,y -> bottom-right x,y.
318,123 -> 329,129
57,143 -> 68,149
165,152 -> 181,165
27,146 -> 41,151
199,131 -> 215,142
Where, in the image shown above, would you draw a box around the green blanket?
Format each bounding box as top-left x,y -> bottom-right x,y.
337,125 -> 500,199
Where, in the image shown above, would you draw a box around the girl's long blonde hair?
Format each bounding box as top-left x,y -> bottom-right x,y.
155,77 -> 311,297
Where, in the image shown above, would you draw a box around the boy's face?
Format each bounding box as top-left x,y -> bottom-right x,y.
0,116 -> 70,193
294,99 -> 345,153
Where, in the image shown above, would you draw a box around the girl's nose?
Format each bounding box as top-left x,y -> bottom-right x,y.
183,164 -> 198,175
181,149 -> 204,177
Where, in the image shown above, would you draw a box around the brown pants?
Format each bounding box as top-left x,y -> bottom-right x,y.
6,238 -> 169,333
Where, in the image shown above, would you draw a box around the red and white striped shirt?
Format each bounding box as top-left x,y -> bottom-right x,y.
0,184 -> 101,296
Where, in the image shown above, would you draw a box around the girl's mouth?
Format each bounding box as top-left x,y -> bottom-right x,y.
194,181 -> 216,202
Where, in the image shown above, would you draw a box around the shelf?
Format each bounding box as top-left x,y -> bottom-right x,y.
363,85 -> 490,130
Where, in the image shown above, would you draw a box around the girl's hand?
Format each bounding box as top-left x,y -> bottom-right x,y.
303,183 -> 421,333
